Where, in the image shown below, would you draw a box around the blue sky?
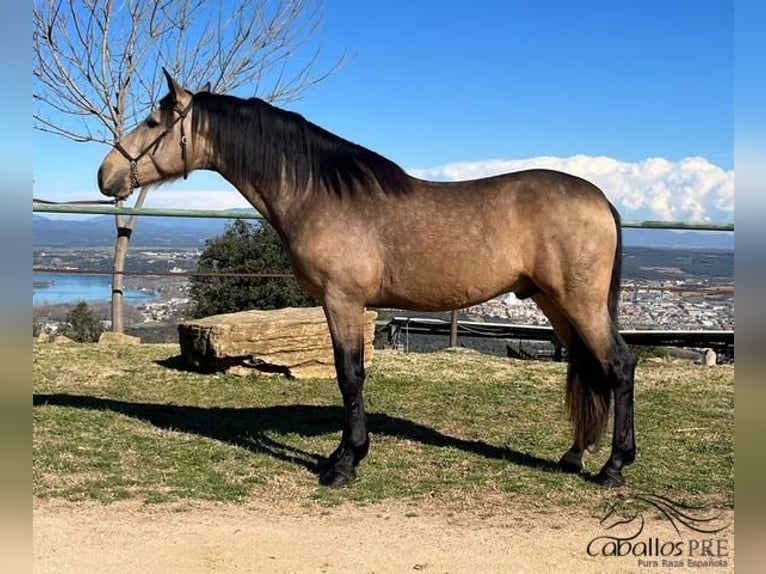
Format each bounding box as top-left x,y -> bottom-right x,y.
33,0 -> 733,222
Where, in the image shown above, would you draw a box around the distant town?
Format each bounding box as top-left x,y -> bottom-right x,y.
471,278 -> 734,331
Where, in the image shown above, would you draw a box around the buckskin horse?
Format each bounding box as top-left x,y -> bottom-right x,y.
98,70 -> 636,488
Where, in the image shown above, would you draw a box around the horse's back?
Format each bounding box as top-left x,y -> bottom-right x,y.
360,169 -> 619,310
401,168 -> 617,258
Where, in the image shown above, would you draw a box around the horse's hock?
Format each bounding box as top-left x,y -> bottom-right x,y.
178,307 -> 377,379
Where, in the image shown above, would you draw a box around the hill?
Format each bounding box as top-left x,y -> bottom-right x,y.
622,227 -> 733,250
33,214 -> 236,247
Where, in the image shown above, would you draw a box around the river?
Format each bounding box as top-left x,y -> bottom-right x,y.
33,273 -> 160,306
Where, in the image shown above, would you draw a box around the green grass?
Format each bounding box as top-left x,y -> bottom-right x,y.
33,343 -> 733,512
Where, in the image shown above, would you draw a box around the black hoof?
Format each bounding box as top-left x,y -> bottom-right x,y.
319,441 -> 368,487
594,467 -> 626,488
557,455 -> 584,474
319,464 -> 356,488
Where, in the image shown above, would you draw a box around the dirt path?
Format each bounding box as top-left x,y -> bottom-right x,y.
33,498 -> 734,573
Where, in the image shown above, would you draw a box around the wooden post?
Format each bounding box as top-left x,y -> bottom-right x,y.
449,310 -> 458,348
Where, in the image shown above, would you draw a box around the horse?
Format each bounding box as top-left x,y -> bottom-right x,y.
98,69 -> 637,488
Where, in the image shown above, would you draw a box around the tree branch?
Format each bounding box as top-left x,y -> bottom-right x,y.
34,0 -> 345,146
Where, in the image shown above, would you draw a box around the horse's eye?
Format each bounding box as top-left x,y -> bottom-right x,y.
146,117 -> 160,128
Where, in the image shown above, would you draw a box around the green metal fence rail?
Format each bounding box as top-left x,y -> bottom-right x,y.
32,202 -> 734,231
620,220 -> 733,231
32,202 -> 266,220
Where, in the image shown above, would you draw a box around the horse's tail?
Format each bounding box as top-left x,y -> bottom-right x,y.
565,200 -> 622,451
607,201 -> 623,324
566,334 -> 612,451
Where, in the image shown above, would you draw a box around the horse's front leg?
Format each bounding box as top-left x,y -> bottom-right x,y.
319,299 -> 369,487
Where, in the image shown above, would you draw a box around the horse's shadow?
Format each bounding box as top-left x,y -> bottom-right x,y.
33,392 -> 563,478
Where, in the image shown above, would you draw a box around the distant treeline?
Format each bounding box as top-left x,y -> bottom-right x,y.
621,247 -> 733,281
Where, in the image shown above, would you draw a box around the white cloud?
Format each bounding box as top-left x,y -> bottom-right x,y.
408,155 -> 734,223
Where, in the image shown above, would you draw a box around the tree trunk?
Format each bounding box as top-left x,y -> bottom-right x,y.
110,188 -> 149,332
110,227 -> 130,333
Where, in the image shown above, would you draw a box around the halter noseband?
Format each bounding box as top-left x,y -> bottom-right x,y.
113,98 -> 194,194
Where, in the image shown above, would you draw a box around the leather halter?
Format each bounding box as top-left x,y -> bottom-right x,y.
112,99 -> 194,193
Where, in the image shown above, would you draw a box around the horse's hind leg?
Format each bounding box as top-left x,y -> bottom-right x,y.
558,329 -> 613,474
568,311 -> 637,487
533,294 -> 590,474
319,296 -> 370,487
596,325 -> 637,486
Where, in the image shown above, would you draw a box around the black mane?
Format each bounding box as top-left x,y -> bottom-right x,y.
191,92 -> 412,196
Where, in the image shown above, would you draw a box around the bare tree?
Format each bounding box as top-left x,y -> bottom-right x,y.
33,0 -> 342,332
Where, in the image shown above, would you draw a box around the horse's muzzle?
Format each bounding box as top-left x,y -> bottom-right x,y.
97,165 -> 106,193
97,165 -> 132,200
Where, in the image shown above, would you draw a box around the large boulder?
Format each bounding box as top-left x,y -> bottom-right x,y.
178,307 -> 377,379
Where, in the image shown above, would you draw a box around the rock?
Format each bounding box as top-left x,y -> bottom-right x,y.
226,365 -> 264,378
98,331 -> 142,346
178,306 -> 377,379
703,348 -> 717,366
37,332 -> 53,343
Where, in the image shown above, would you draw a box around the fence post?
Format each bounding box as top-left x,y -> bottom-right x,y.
449,310 -> 458,348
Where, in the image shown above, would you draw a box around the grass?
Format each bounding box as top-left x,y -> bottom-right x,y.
33,342 -> 733,513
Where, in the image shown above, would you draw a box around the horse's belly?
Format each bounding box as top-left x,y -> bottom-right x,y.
370,206 -> 529,310
373,259 -> 521,311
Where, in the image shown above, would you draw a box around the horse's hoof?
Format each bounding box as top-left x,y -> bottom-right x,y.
594,468 -> 625,488
557,453 -> 584,474
319,464 -> 356,488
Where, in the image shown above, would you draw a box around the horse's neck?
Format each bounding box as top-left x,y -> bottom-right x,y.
200,115 -> 309,230
213,163 -> 297,230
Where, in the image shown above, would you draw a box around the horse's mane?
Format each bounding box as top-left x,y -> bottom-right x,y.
190,92 -> 412,196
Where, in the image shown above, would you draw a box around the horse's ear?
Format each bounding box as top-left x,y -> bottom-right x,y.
198,82 -> 212,93
161,67 -> 185,102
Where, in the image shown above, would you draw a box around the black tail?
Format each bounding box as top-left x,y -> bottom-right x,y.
607,201 -> 623,324
566,333 -> 611,452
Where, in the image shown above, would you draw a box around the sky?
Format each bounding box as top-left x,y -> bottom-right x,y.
32,0 -> 733,223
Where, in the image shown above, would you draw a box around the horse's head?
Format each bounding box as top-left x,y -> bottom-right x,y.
97,70 -> 206,200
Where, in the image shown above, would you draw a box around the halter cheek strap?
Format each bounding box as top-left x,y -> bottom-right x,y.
112,99 -> 194,194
